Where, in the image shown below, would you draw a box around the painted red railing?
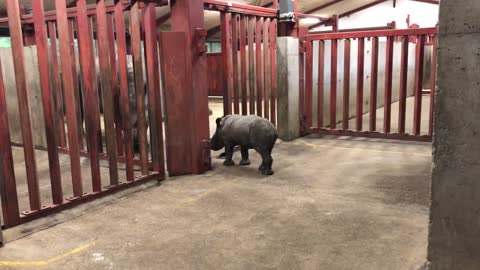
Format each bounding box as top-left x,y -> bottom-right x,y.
0,0 -> 169,228
211,2 -> 278,124
302,27 -> 438,142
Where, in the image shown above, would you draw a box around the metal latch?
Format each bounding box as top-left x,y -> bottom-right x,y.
195,28 -> 208,55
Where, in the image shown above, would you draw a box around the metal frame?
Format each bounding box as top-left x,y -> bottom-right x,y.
302,27 -> 438,142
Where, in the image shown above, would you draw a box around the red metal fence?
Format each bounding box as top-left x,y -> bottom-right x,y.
0,0 -> 171,228
301,28 -> 438,141
205,1 -> 278,124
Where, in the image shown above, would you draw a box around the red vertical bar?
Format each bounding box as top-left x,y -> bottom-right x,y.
369,37 -> 379,132
330,39 -> 338,129
256,17 -> 263,117
97,0 -> 120,185
384,36 -> 394,133
317,40 -> 325,128
55,0 -> 83,197
413,35 -> 426,136
270,19 -> 277,125
88,17 -> 104,154
429,37 -> 437,136
356,37 -> 365,131
398,35 -> 409,134
240,16 -> 248,115
114,0 -> 134,181
248,17 -> 255,115
299,38 -> 305,133
232,14 -> 240,114
77,0 -> 102,191
107,13 -> 124,157
263,18 -> 270,120
342,38 -> 350,130
220,12 -> 233,115
144,3 -> 165,174
130,3 -> 148,175
68,19 -> 85,151
6,0 -> 41,210
0,57 -> 20,226
305,40 -> 313,130
32,0 -> 63,205
48,22 -> 67,148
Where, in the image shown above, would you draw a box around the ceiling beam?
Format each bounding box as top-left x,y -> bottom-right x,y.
309,0 -> 388,29
303,0 -> 345,14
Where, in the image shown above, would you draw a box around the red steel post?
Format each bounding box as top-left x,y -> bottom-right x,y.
56,0 -> 83,197
77,0 -> 102,191
384,36 -> 394,133
0,57 -> 20,226
6,0 -> 41,210
343,38 -> 351,130
256,17 -> 264,117
170,0 -> 212,174
240,15 -> 248,115
32,0 -> 63,205
369,37 -> 379,131
317,40 -> 325,128
356,37 -> 365,131
270,19 -> 277,125
232,14 -> 240,114
97,0 -> 120,185
106,14 -> 124,157
47,22 -> 67,148
413,34 -> 425,136
248,16 -> 256,115
144,3 -> 166,175
263,18 -> 270,120
114,0 -> 134,181
330,39 -> 338,129
130,3 -> 148,175
398,35 -> 409,133
305,40 -> 313,130
220,12 -> 233,115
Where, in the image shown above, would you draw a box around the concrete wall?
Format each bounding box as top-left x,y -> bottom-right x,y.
1,46 -> 47,147
427,1 -> 480,269
310,39 -> 417,127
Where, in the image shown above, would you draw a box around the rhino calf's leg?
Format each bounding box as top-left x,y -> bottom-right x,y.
257,148 -> 274,175
239,146 -> 251,166
223,144 -> 235,166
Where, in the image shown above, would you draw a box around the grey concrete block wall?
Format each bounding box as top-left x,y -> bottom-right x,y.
1,46 -> 47,148
427,0 -> 480,269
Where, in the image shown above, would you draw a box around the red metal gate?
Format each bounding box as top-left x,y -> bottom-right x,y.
301,28 -> 438,141
0,0 -> 209,229
204,0 -> 278,125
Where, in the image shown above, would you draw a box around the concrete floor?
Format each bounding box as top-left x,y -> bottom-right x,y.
0,99 -> 432,270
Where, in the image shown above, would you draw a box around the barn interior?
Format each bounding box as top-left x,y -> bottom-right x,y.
0,0 -> 477,270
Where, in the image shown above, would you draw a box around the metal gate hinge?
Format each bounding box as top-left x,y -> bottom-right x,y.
195,28 -> 208,55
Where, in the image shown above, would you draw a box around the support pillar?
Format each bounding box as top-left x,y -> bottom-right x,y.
426,0 -> 480,269
169,0 -> 211,174
276,37 -> 300,141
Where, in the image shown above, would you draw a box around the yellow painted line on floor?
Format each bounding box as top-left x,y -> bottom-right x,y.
296,140 -> 431,157
0,241 -> 95,267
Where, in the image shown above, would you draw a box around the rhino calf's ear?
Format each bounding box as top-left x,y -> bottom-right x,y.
216,118 -> 222,127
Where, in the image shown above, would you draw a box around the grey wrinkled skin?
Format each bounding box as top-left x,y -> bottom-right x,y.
211,115 -> 278,175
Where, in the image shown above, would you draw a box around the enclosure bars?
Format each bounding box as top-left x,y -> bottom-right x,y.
206,0 -> 278,124
0,0 -> 170,228
303,28 -> 438,142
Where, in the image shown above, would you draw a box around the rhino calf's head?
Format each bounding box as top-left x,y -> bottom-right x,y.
210,117 -> 225,151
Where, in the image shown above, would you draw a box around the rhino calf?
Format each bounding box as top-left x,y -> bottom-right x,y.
210,115 -> 278,175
